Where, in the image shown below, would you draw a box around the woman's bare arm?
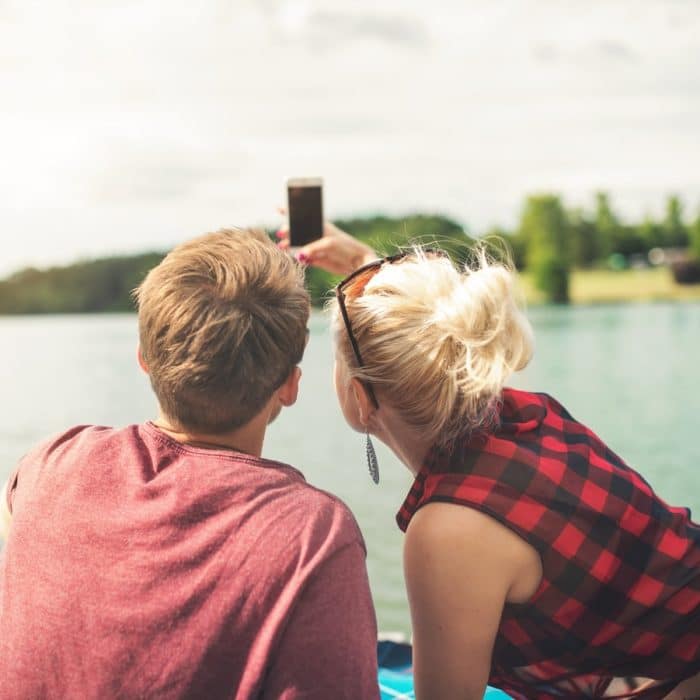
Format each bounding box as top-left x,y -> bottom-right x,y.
404,501 -> 541,700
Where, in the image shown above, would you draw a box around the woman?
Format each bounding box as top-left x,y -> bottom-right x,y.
283,222 -> 700,700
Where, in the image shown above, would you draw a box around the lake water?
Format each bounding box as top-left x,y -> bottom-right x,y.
1,302 -> 699,635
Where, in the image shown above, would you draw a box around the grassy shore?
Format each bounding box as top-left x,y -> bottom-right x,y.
518,267 -> 700,305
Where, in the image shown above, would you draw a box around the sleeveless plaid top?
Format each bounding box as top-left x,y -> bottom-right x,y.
397,388 -> 700,700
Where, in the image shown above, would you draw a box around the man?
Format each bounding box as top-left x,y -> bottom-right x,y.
0,228 -> 379,699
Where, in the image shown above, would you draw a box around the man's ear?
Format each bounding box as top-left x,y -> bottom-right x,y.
137,345 -> 149,375
277,366 -> 302,408
350,377 -> 375,428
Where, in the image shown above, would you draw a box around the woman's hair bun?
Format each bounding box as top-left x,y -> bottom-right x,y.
428,248 -> 534,437
332,244 -> 534,445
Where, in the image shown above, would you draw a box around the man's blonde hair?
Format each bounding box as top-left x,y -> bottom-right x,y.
331,247 -> 534,447
135,228 -> 309,434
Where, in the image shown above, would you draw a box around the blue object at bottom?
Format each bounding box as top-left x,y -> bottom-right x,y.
378,669 -> 510,699
377,640 -> 511,699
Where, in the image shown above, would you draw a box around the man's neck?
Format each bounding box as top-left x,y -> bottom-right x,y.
153,411 -> 269,458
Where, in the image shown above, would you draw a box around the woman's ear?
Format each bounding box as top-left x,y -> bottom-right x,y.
351,377 -> 375,428
137,345 -> 149,374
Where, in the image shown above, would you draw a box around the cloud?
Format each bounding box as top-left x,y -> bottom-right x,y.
265,2 -> 429,49
91,145 -> 248,204
531,42 -> 561,63
94,163 -> 215,203
279,115 -> 390,137
531,39 -> 636,64
309,10 -> 430,48
596,39 -> 636,61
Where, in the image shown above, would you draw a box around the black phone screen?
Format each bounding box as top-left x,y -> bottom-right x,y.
288,184 -> 323,246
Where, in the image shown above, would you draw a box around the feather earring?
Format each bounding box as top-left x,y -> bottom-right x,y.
366,433 -> 379,484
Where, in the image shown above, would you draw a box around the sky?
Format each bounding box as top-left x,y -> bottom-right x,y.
1,0 -> 699,275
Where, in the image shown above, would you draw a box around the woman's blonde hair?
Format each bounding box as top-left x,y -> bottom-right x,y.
331,245 -> 534,446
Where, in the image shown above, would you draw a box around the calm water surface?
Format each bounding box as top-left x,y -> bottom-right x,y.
1,303 -> 699,634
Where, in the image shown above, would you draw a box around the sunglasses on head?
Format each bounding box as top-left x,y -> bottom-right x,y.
334,248 -> 447,410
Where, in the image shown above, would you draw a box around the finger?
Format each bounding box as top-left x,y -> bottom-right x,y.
300,238 -> 333,261
293,248 -> 324,264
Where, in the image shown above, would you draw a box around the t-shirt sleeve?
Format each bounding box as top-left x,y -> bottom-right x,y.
1,465 -> 20,540
261,540 -> 380,700
5,466 -> 20,515
3,427 -> 89,518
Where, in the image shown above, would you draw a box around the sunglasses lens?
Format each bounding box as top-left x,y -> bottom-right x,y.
340,264 -> 382,299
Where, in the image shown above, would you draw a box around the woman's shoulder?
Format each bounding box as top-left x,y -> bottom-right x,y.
405,500 -> 542,604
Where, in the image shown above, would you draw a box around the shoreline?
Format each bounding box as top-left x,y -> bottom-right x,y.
519,267 -> 700,306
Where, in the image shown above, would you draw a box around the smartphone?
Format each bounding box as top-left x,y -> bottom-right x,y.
287,177 -> 323,247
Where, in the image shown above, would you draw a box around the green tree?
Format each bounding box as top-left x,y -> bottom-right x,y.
594,192 -> 618,258
639,215 -> 664,251
615,226 -> 647,257
594,192 -> 647,257
690,207 -> 700,260
519,194 -> 570,303
568,208 -> 601,268
336,213 -> 471,260
0,253 -> 164,315
662,195 -> 689,248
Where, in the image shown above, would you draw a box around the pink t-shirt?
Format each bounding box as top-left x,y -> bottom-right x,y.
0,423 -> 379,699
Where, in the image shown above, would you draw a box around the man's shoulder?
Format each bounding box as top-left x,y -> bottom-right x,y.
271,472 -> 366,552
5,424 -> 129,513
17,424 -> 134,465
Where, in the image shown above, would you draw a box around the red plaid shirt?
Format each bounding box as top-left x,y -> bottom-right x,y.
397,388 -> 700,700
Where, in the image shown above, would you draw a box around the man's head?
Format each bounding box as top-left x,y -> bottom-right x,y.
135,228 -> 310,435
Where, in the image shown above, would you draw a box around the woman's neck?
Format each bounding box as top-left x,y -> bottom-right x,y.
371,409 -> 433,477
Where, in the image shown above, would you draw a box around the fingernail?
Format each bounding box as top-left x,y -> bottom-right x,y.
295,252 -> 309,263
275,229 -> 285,239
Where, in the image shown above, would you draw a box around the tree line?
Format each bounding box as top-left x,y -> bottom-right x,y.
504,193 -> 700,303
1,194 -> 699,313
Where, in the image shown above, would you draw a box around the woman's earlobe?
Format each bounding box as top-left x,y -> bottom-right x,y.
351,377 -> 375,427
